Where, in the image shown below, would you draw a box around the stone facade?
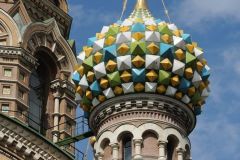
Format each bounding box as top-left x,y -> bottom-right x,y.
0,0 -> 77,159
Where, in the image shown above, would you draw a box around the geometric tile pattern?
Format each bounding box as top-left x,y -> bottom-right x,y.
72,8 -> 210,116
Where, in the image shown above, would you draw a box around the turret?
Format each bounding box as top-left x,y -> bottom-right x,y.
72,0 -> 210,159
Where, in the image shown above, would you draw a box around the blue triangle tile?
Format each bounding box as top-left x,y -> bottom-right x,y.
132,68 -> 146,82
201,66 -> 210,80
90,81 -> 101,95
182,34 -> 192,44
72,71 -> 81,85
155,19 -> 162,24
160,43 -> 173,56
160,43 -> 174,60
194,107 -> 202,115
104,45 -> 117,62
132,23 -> 145,32
179,78 -> 191,91
87,37 -> 97,46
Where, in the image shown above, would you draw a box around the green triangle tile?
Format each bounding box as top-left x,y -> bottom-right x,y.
106,27 -> 119,37
186,52 -> 196,64
83,55 -> 94,70
158,25 -> 172,35
107,71 -> 121,87
191,92 -> 201,103
158,70 -> 171,85
82,95 -> 91,105
131,41 -> 146,55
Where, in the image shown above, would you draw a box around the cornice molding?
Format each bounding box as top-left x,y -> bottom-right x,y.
89,94 -> 196,135
0,113 -> 74,160
0,46 -> 37,66
23,0 -> 72,38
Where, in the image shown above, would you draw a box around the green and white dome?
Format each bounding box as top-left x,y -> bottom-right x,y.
72,0 -> 210,115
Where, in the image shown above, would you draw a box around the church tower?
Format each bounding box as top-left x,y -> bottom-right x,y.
73,0 -> 210,159
0,0 -> 77,159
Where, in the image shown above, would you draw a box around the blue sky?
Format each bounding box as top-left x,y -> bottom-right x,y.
68,0 -> 240,159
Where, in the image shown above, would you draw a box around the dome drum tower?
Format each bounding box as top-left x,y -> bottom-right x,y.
73,0 -> 210,159
91,94 -> 194,160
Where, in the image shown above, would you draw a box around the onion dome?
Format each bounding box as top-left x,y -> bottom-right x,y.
72,0 -> 210,115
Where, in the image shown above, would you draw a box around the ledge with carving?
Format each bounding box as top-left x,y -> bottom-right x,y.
0,112 -> 74,160
0,46 -> 38,66
89,94 -> 196,135
50,79 -> 76,98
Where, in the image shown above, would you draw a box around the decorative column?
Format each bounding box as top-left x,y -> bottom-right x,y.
96,152 -> 103,160
177,148 -> 185,160
52,88 -> 61,143
133,139 -> 143,160
111,143 -> 119,160
158,141 -> 167,160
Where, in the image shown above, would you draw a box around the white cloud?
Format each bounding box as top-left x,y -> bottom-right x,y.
69,4 -> 119,27
191,44 -> 240,159
206,44 -> 240,104
174,0 -> 240,26
223,47 -> 240,75
192,117 -> 240,160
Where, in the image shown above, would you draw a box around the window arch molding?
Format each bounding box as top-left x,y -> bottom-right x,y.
118,131 -> 133,160
166,135 -> 180,160
28,47 -> 59,133
22,19 -> 77,73
34,46 -> 59,76
0,8 -> 22,46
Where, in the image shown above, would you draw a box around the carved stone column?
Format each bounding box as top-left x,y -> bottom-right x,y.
52,86 -> 61,143
158,141 -> 167,160
177,148 -> 185,160
96,152 -> 104,160
133,139 -> 143,160
111,143 -> 119,160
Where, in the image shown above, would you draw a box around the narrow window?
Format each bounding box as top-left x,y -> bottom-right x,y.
29,69 -> 43,132
17,105 -> 25,119
66,105 -> 72,115
123,136 -> 132,160
4,68 -> 12,77
1,104 -> 9,113
18,89 -> 24,99
167,135 -> 179,160
19,71 -> 25,81
65,122 -> 72,134
2,86 -> 11,95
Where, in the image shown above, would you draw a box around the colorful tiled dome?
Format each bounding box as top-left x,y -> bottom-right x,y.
72,1 -> 210,115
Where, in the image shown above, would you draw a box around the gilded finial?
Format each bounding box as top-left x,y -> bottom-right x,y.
135,0 -> 149,9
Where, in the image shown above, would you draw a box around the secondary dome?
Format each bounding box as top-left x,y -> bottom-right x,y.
72,0 -> 210,115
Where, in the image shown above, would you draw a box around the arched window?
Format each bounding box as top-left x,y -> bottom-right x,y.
123,136 -> 132,160
29,49 -> 57,134
167,135 -> 179,160
142,131 -> 158,158
100,139 -> 111,160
